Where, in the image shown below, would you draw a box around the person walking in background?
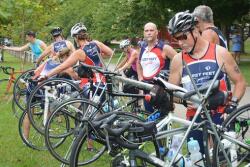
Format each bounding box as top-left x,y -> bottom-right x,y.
231,29 -> 242,64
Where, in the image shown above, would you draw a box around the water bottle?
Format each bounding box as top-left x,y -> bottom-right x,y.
166,134 -> 184,167
102,103 -> 109,113
221,131 -> 237,167
112,99 -> 119,109
188,137 -> 204,167
185,156 -> 192,167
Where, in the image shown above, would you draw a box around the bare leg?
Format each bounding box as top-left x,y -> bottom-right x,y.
23,113 -> 30,139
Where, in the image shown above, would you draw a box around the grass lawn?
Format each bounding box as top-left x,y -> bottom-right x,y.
0,40 -> 250,166
0,53 -> 111,167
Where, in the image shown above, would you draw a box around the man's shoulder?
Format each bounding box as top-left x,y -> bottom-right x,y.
215,43 -> 230,59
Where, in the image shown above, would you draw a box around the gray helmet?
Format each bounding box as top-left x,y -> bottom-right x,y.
168,11 -> 197,35
70,23 -> 87,37
119,39 -> 130,49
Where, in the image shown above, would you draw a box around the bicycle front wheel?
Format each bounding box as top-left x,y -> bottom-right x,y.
213,104 -> 250,166
70,111 -> 145,167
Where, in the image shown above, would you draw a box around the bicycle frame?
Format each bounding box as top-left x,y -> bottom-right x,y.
112,65 -> 235,167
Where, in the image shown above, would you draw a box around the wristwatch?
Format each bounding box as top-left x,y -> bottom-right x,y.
231,96 -> 238,104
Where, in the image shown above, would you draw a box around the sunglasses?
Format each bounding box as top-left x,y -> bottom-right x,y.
173,33 -> 188,41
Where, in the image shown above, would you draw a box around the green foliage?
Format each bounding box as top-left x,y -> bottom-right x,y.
0,0 -> 249,44
0,0 -> 62,44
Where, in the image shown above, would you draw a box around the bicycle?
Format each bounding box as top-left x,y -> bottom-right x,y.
0,66 -> 24,93
43,66 -> 149,166
12,68 -> 35,118
69,64 -> 249,167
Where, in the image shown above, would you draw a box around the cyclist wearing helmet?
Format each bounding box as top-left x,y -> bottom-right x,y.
168,11 -> 246,154
36,27 -> 75,65
44,22 -> 113,86
43,22 -> 113,152
117,39 -> 139,79
1,31 -> 47,62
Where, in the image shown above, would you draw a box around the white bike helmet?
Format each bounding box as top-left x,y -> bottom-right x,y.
119,39 -> 130,49
70,23 -> 87,37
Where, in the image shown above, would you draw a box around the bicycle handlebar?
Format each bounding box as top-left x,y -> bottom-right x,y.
0,66 -> 14,75
79,63 -> 122,76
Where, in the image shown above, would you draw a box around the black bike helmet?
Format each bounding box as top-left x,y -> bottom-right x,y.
50,27 -> 62,36
168,11 -> 197,35
26,31 -> 36,37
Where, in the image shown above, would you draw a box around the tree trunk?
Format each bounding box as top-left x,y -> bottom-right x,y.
220,24 -> 230,50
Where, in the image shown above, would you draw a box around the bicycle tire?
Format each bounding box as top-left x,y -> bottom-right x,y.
13,69 -> 34,112
45,98 -> 104,165
27,78 -> 82,135
70,111 -> 145,167
213,103 -> 250,166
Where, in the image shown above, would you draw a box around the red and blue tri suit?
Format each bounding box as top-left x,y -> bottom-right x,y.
181,43 -> 228,154
80,41 -> 105,89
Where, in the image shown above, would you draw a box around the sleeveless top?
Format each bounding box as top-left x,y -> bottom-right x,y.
127,48 -> 137,72
206,27 -> 228,49
182,43 -> 228,117
29,39 -> 43,60
52,40 -> 68,55
40,59 -> 60,76
139,40 -> 170,81
80,42 -> 104,87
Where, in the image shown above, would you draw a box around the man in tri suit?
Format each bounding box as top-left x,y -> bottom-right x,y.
193,5 -> 228,48
168,11 -> 246,154
193,5 -> 233,90
137,22 -> 177,113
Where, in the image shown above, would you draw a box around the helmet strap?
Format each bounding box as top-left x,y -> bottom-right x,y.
188,30 -> 197,55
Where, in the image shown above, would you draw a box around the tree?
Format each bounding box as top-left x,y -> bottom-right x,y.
0,0 -> 62,45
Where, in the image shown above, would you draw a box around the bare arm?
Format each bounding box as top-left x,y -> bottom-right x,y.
3,43 -> 30,52
37,45 -> 52,64
46,49 -> 85,78
119,50 -> 138,71
168,53 -> 182,85
202,30 -> 219,45
95,40 -> 113,58
66,41 -> 76,54
116,56 -> 128,69
40,41 -> 47,50
217,47 -> 246,100
136,58 -> 143,81
163,44 -> 177,60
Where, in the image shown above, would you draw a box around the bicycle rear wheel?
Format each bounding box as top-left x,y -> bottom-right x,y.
13,69 -> 34,114
70,111 -> 145,167
27,78 -> 82,135
45,98 -> 104,165
213,104 -> 250,166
